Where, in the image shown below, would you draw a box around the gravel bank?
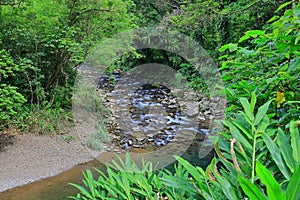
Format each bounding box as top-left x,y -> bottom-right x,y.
0,133 -> 94,192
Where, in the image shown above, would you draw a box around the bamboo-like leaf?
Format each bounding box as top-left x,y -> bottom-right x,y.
240,97 -> 254,121
175,156 -> 208,194
219,43 -> 230,52
275,1 -> 293,13
215,175 -> 239,200
277,128 -> 296,173
254,100 -> 272,125
286,162 -> 300,200
263,134 -> 291,180
238,176 -> 266,200
69,183 -> 94,199
256,162 -> 285,200
250,92 -> 257,115
290,121 -> 300,163
227,120 -> 253,150
257,115 -> 269,133
87,170 -> 96,196
232,118 -> 252,141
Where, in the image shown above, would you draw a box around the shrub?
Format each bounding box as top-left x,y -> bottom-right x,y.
0,50 -> 27,128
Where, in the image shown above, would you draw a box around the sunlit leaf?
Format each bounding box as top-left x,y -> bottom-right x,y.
286,163 -> 300,200
290,121 -> 300,163
256,162 -> 284,200
277,128 -> 296,173
275,1 -> 293,13
254,100 -> 272,125
238,176 -> 266,200
263,134 -> 291,180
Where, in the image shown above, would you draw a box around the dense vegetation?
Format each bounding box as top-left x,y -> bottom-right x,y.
0,0 -> 135,133
0,0 -> 299,199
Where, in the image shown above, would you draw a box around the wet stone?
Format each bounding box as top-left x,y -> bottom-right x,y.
94,70 -> 224,152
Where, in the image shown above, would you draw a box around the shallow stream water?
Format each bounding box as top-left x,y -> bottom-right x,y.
0,72 -> 217,200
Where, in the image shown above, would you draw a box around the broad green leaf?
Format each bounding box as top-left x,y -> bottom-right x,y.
69,183 -> 94,199
238,34 -> 251,43
240,97 -> 254,121
229,43 -> 238,52
286,163 -> 300,200
277,128 -> 296,173
257,115 -> 270,134
290,121 -> 300,163
82,170 -> 95,198
244,30 -> 265,38
254,100 -> 272,125
238,176 -> 266,200
256,162 -> 285,200
263,134 -> 291,180
295,35 -> 300,45
289,57 -> 300,71
294,3 -> 300,16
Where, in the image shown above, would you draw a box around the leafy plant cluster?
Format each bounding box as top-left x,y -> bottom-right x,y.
108,0 -> 288,97
0,0 -> 135,132
220,1 -> 300,125
69,94 -> 300,200
69,2 -> 300,200
0,49 -> 26,128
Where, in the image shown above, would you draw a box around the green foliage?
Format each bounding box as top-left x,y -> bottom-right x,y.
70,92 -> 300,200
164,95 -> 300,200
0,84 -> 26,125
84,122 -> 111,151
165,0 -> 287,53
1,0 -> 135,104
91,122 -> 111,143
0,50 -> 26,128
220,2 -> 300,124
69,3 -> 300,200
69,153 -> 199,199
0,0 -> 135,132
24,105 -> 73,135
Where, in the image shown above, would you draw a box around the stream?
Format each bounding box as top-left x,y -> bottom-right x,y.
0,68 -> 223,200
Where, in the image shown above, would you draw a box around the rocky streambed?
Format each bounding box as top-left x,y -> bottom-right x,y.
77,65 -> 225,160
0,65 -> 225,199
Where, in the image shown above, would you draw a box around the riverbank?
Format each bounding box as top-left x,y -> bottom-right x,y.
0,133 -> 95,193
